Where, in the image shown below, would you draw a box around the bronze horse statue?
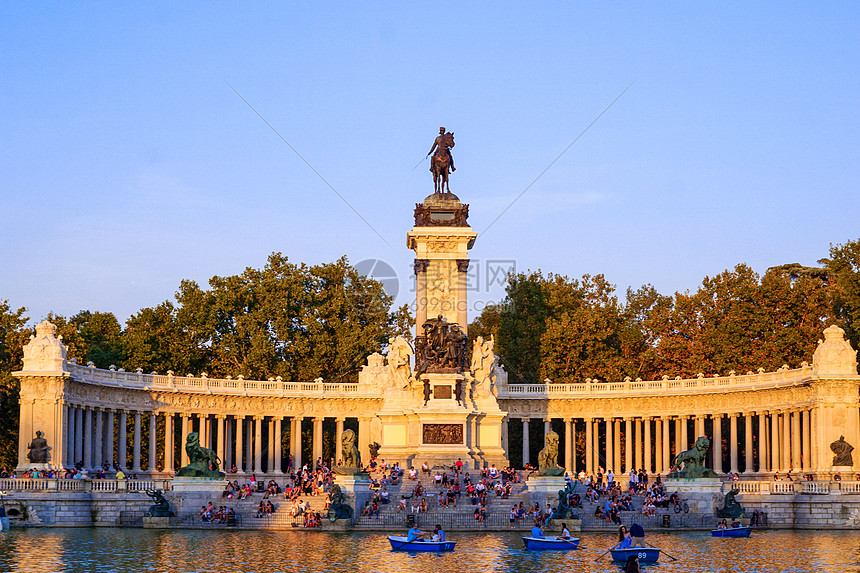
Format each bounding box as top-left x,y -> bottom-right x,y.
430,131 -> 455,194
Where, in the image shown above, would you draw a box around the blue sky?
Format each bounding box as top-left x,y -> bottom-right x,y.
2,2 -> 858,325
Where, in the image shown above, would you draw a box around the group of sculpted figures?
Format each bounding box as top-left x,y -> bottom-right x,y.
389,322 -> 496,407
414,315 -> 469,377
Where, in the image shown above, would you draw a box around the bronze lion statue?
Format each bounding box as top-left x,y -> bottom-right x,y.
175,432 -> 223,478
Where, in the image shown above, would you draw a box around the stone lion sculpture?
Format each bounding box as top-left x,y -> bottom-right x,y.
335,429 -> 365,475
670,436 -> 718,478
537,429 -> 565,476
175,432 -> 223,478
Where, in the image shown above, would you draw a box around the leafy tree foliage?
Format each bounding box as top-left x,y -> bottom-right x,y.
0,300 -> 28,470
822,238 -> 860,350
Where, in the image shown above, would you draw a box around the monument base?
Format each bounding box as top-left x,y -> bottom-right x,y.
831,466 -> 856,480
143,516 -> 171,529
170,477 -> 227,494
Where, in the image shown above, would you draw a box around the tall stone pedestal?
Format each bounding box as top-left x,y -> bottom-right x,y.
662,477 -> 723,515
525,475 -> 567,507
336,473 -> 372,517
831,466 -> 856,481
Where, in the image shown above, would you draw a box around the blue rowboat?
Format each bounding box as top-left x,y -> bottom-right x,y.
522,536 -> 580,550
387,536 -> 456,552
711,526 -> 751,538
610,547 -> 661,563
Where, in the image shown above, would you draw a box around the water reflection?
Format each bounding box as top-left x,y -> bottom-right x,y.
0,529 -> 858,573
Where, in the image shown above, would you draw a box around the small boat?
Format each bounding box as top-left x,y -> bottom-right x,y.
711,526 -> 752,538
522,536 -> 580,550
610,547 -> 661,564
387,536 -> 456,552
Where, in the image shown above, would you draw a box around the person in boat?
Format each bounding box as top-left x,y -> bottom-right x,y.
530,523 -> 544,539
559,523 -> 571,539
623,554 -> 642,573
406,523 -> 424,542
716,519 -> 728,530
730,518 -> 742,528
615,525 -> 632,549
431,524 -> 446,542
629,522 -> 645,547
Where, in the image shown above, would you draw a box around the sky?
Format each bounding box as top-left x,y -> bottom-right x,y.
1,2 -> 858,326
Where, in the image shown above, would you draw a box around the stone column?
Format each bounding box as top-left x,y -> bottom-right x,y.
661,418 -> 670,473
253,416 -> 263,474
674,417 -> 682,459
203,414 -> 212,451
357,417 -> 371,467
564,418 -> 573,474
64,405 -> 73,467
117,411 -> 127,470
291,416 -> 303,470
522,418 -> 530,467
613,419 -> 621,473
782,411 -> 791,472
225,418 -> 233,470
234,415 -> 244,473
313,417 -> 324,469
332,417 -> 343,464
83,408 -> 94,470
757,412 -> 767,473
105,410 -> 115,467
585,418 -> 593,475
712,414 -> 722,473
272,417 -> 282,474
634,419 -> 642,471
94,409 -> 104,469
695,415 -> 706,439
654,418 -> 662,473
147,413 -> 156,472
74,407 -> 83,467
791,410 -> 802,472
414,259 -> 429,334
456,259 -> 469,328
624,418 -> 632,473
770,412 -> 780,473
245,418 -> 254,473
163,413 -> 174,473
644,418 -> 652,473
267,418 -> 275,473
682,416 -> 690,451
802,410 -> 811,471
132,411 -> 142,472
744,413 -> 754,474
216,415 -> 226,472
178,414 -> 189,467
605,418 -> 613,472
729,413 -> 739,474
502,417 -> 509,459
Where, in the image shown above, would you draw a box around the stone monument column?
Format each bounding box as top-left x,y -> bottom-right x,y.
605,418 -> 613,472
634,418 -> 642,471
118,410 -> 127,470
757,411 -> 767,473
729,413 -> 739,474
791,410 -> 802,472
253,416 -> 263,474
584,417 -> 593,475
180,414 -> 190,467
267,418 -> 275,473
624,418 -> 632,473
522,418 -> 530,467
104,410 -> 114,467
335,417 -> 344,464
744,413 -> 754,474
782,411 -> 791,472
770,411 -> 780,473
712,413 -> 722,473
802,409 -> 811,471
564,418 -> 573,474
613,419 -> 622,473
216,415 -> 226,471
94,408 -> 104,468
162,412 -> 174,474
132,411 -> 142,472
74,406 -> 83,467
644,418 -> 652,473
84,407 -> 94,470
313,417 -> 324,468
290,416 -> 302,470
273,417 -> 283,474
234,415 -> 244,473
661,418 -> 670,474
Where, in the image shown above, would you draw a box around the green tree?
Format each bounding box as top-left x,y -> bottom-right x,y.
822,238 -> 860,354
0,300 -> 29,470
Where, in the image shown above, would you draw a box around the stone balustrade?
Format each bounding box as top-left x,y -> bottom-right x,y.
726,480 -> 860,495
502,365 -> 813,398
0,478 -> 170,493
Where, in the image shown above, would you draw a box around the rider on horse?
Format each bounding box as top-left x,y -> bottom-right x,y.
428,127 -> 455,172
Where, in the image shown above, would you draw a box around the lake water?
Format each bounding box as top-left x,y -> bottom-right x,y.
1,529 -> 859,573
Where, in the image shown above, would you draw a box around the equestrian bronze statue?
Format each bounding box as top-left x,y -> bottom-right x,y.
428,127 -> 455,195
